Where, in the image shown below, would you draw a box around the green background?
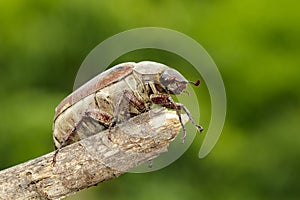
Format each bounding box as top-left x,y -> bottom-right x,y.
0,0 -> 299,199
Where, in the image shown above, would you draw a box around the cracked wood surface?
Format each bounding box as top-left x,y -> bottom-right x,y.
0,109 -> 187,200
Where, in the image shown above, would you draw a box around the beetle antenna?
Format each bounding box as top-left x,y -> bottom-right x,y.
189,80 -> 200,86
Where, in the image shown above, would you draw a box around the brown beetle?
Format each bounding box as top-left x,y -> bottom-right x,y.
53,61 -> 203,161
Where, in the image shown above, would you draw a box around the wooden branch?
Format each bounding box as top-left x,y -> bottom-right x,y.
0,109 -> 188,200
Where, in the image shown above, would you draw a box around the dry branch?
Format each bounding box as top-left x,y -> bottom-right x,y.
0,108 -> 187,200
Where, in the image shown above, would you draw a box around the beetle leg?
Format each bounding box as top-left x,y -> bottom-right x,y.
84,109 -> 112,126
166,96 -> 188,143
109,90 -> 148,131
180,104 -> 204,133
124,90 -> 148,112
150,94 -> 203,143
148,82 -> 158,94
148,159 -> 153,168
53,110 -> 112,164
53,120 -> 81,164
109,91 -> 126,131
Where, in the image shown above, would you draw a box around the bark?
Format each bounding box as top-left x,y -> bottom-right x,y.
0,109 -> 187,200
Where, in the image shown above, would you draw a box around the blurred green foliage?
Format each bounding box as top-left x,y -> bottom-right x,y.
0,0 -> 299,199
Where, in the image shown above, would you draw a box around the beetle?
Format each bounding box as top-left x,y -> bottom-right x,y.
52,61 -> 203,162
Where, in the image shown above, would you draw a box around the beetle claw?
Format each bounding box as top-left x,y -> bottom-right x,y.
181,125 -> 187,143
197,125 -> 204,133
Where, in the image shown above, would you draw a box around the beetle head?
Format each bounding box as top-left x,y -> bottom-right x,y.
159,68 -> 188,94
159,68 -> 201,94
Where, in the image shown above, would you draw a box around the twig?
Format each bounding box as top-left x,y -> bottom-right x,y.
0,108 -> 187,200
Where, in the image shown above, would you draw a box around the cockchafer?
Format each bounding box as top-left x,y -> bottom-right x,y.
53,61 -> 203,162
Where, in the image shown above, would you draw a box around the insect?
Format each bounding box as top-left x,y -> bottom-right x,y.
52,61 -> 203,162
